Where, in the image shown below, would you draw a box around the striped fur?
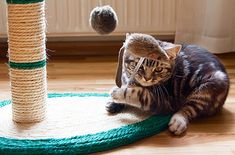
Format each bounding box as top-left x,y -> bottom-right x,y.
106,34 -> 230,135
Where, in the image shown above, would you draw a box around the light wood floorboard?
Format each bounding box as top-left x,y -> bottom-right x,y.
0,53 -> 235,155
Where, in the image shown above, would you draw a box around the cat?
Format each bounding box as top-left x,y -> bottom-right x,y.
106,33 -> 230,135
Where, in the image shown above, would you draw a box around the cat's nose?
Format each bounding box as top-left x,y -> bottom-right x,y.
144,77 -> 152,82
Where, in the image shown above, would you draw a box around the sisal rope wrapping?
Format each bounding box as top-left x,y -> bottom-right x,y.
7,2 -> 47,123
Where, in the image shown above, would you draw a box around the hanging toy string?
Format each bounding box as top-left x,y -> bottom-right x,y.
127,57 -> 145,86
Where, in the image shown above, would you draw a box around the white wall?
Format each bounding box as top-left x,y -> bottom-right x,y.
0,0 -> 176,38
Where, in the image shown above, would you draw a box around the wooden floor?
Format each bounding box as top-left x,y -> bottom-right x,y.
0,53 -> 235,155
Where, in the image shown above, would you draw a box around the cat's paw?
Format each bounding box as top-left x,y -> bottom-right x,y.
168,113 -> 188,135
110,87 -> 125,103
105,102 -> 125,114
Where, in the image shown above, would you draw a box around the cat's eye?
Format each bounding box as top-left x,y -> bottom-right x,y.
130,64 -> 135,69
140,66 -> 145,70
155,67 -> 164,72
129,62 -> 136,68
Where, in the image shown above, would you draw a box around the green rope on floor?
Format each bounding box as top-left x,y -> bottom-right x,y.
9,60 -> 46,70
0,93 -> 171,155
6,0 -> 43,4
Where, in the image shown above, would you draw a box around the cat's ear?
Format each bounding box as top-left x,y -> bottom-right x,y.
115,45 -> 125,88
164,44 -> 182,60
125,33 -> 130,39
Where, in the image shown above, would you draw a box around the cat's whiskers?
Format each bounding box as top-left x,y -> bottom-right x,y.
147,79 -> 153,83
153,86 -> 161,110
161,84 -> 170,99
158,86 -> 164,104
159,85 -> 173,111
173,74 -> 184,78
156,87 -> 162,110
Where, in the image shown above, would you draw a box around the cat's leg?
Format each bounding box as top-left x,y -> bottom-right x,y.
106,86 -> 127,113
105,101 -> 125,113
169,98 -> 208,135
106,86 -> 152,112
169,79 -> 228,135
168,111 -> 188,135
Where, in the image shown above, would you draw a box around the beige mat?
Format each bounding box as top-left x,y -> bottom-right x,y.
0,96 -> 151,139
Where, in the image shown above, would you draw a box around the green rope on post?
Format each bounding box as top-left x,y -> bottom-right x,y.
6,0 -> 43,4
9,60 -> 46,70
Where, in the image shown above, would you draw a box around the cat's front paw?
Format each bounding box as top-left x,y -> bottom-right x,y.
110,87 -> 125,103
106,102 -> 125,114
168,113 -> 188,135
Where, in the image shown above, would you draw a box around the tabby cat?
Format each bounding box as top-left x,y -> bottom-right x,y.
106,33 -> 230,135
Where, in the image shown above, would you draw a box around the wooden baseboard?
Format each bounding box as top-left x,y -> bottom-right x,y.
0,41 -> 122,58
0,37 -> 174,58
47,41 -> 123,56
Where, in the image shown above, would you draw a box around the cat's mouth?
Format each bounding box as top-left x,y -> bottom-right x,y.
140,82 -> 155,87
136,78 -> 158,87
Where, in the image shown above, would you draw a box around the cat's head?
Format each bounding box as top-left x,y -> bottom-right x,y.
115,33 -> 181,87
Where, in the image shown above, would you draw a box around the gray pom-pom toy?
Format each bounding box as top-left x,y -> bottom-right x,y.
89,5 -> 118,35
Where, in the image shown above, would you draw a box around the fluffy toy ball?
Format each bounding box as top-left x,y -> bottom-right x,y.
89,5 -> 118,35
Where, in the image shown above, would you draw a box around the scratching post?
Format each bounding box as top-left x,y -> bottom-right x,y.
7,0 -> 47,123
